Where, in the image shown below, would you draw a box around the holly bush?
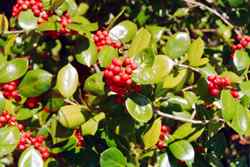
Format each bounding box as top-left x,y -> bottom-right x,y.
0,0 -> 250,166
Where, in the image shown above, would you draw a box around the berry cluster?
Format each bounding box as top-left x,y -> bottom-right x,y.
0,111 -> 24,131
93,30 -> 122,51
25,97 -> 40,109
17,132 -> 50,159
59,12 -> 72,34
156,125 -> 171,150
207,75 -> 239,98
232,35 -> 250,51
0,80 -> 21,102
103,58 -> 140,100
73,129 -> 84,147
12,0 -> 48,24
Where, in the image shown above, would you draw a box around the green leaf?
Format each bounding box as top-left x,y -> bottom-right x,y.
145,25 -> 165,41
98,46 -> 118,68
173,8 -> 189,18
56,64 -> 79,98
0,58 -> 29,83
100,147 -> 127,167
128,28 -> 151,57
16,108 -> 34,120
231,103 -> 249,135
109,20 -> 137,43
37,21 -> 60,32
240,81 -> 250,96
162,32 -> 190,59
75,37 -> 97,67
233,50 -> 250,71
169,140 -> 194,161
227,0 -> 244,7
125,94 -> 153,123
221,90 -> 237,121
84,72 -> 105,96
0,14 -> 8,34
143,118 -> 161,149
58,105 -> 86,128
0,126 -> 20,157
81,112 -> 105,136
18,147 -> 43,167
187,38 -> 208,67
18,69 -> 52,97
133,48 -> 155,68
51,0 -> 65,9
163,69 -> 188,89
220,71 -> 241,83
132,55 -> 174,84
77,3 -> 89,15
67,23 -> 98,34
172,123 -> 195,140
18,10 -> 38,31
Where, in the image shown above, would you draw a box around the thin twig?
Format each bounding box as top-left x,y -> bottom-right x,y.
182,85 -> 197,92
93,64 -> 101,72
176,63 -> 201,73
184,0 -> 240,34
155,109 -> 209,124
1,30 -> 25,35
106,7 -> 126,30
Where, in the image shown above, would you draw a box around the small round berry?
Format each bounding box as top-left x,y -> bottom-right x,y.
231,90 -> 239,98
210,88 -> 219,97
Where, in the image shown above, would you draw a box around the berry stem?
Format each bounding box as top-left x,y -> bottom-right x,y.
106,7 -> 127,31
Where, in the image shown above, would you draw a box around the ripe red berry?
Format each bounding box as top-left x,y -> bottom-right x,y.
210,88 -> 219,97
231,90 -> 239,98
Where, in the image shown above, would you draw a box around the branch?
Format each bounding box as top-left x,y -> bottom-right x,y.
176,63 -> 201,73
184,0 -> 240,34
155,109 -> 209,124
1,30 -> 25,35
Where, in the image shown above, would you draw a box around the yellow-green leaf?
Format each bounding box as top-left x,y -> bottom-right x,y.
143,118 -> 161,149
0,14 -> 8,34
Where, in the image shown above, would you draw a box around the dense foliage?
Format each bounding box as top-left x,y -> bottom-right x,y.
0,0 -> 250,166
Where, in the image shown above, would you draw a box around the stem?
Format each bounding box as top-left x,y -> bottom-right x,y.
184,0 -> 240,34
106,7 -> 126,30
176,63 -> 201,73
155,109 -> 209,124
2,30 -> 25,35
93,64 -> 101,72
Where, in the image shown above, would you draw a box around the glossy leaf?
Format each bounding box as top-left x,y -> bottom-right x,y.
16,108 -> 34,120
145,25 -> 165,41
128,28 -> 151,57
58,105 -> 86,128
187,38 -> 208,67
81,112 -> 105,135
18,147 -> 43,167
100,147 -> 127,167
240,81 -> 250,96
109,20 -> 137,43
56,64 -> 79,98
132,55 -> 174,84
169,140 -> 194,161
84,72 -> 105,96
233,50 -> 250,71
18,10 -> 38,31
98,46 -> 118,68
0,126 -> 20,157
143,118 -> 161,149
162,32 -> 190,59
125,94 -> 153,123
220,71 -> 241,83
0,14 -> 8,34
0,58 -> 28,83
221,90 -> 237,121
18,69 -> 52,97
163,69 -> 187,89
75,37 -> 97,67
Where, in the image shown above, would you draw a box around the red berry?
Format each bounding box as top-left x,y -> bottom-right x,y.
207,75 -> 215,82
231,90 -> 239,98
210,88 -> 219,97
156,140 -> 166,150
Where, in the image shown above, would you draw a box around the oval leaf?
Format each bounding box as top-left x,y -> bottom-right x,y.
56,64 -> 79,98
18,147 -> 43,167
18,69 -> 52,97
18,10 -> 38,31
109,20 -> 137,43
98,46 -> 118,68
125,94 -> 153,123
58,105 -> 86,128
84,72 -> 105,96
221,90 -> 237,121
0,14 -> 8,34
128,28 -> 151,57
100,147 -> 127,167
169,140 -> 194,161
0,126 -> 20,157
233,50 -> 250,71
0,58 -> 29,83
143,118 -> 161,149
162,32 -> 190,59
